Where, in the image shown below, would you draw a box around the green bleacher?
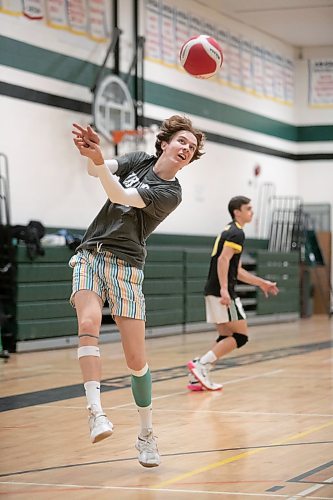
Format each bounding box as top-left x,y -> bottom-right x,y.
13,234 -> 300,345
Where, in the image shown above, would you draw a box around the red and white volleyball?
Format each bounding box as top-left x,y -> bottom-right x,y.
179,35 -> 223,79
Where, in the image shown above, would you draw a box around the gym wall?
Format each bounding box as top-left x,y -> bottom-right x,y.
0,0 -> 332,238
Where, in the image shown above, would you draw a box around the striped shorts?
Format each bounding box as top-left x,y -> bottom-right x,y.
69,249 -> 145,320
205,295 -> 246,324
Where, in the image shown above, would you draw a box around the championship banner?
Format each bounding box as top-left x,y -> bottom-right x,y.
263,48 -> 275,99
161,3 -> 176,66
0,0 -> 110,42
253,45 -> 264,96
189,14 -> 203,38
273,53 -> 285,102
241,39 -> 253,92
228,34 -> 242,89
175,9 -> 189,69
46,0 -> 68,29
145,0 -> 162,63
142,0 -> 294,104
215,28 -> 229,84
87,0 -> 110,41
67,0 -> 87,35
309,60 -> 333,107
0,0 -> 22,15
23,0 -> 44,19
283,58 -> 294,104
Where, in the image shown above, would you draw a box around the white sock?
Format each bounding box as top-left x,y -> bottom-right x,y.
137,404 -> 153,437
84,381 -> 103,414
200,350 -> 217,365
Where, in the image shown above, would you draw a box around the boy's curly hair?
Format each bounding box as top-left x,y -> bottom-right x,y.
155,115 -> 205,162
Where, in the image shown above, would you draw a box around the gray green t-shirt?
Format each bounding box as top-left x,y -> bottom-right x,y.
76,151 -> 182,269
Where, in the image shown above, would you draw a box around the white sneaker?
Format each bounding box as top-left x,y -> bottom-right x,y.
187,358 -> 204,391
88,405 -> 113,444
187,359 -> 223,391
135,429 -> 161,467
187,373 -> 205,391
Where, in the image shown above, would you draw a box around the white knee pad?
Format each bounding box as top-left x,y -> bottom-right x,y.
77,346 -> 100,359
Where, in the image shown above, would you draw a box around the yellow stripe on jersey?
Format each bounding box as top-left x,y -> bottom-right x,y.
211,235 -> 221,257
224,241 -> 242,253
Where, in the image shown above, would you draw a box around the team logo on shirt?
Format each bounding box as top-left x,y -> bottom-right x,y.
123,172 -> 149,190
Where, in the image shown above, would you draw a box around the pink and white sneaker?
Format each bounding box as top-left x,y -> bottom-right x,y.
187,359 -> 223,391
187,358 -> 204,391
187,372 -> 205,391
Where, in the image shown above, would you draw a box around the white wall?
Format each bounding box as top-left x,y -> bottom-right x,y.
154,139 -> 299,237
294,46 -> 333,234
2,91 -> 299,233
0,96 -> 114,229
298,161 -> 333,225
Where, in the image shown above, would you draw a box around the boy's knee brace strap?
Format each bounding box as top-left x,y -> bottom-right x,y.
129,363 -> 149,377
77,346 -> 100,359
232,333 -> 248,348
216,335 -> 229,343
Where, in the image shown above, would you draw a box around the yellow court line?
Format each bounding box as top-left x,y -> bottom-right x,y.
152,419 -> 333,489
272,420 -> 333,446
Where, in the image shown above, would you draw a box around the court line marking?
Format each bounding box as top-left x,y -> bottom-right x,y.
286,476 -> 333,499
34,369 -> 284,411
0,481 -> 332,499
0,365 -> 52,373
288,459 -> 333,483
151,420 -> 333,489
3,339 -> 331,412
1,440 -> 332,479
35,405 -> 333,418
151,410 -> 333,417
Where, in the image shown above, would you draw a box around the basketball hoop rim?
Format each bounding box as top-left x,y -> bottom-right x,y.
111,129 -> 144,145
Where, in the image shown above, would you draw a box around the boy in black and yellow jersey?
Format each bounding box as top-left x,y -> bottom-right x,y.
187,196 -> 279,391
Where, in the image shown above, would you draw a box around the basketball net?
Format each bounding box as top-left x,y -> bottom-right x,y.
111,126 -> 158,155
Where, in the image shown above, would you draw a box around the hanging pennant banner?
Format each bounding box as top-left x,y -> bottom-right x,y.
216,28 -> 229,84
283,58 -> 294,104
273,53 -> 285,102
263,48 -> 275,99
309,60 -> 333,107
145,0 -> 162,62
241,39 -> 253,92
229,34 -> 242,89
67,0 -> 87,35
253,45 -> 264,96
161,3 -> 176,66
46,0 -> 68,29
0,0 -> 22,15
23,0 -> 44,19
88,0 -> 109,41
175,9 -> 189,69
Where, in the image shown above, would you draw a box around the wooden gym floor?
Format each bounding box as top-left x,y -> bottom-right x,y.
1,315 -> 332,499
